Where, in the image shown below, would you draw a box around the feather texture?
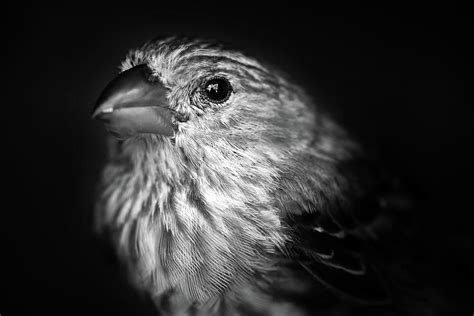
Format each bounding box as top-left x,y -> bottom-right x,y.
96,37 -> 419,315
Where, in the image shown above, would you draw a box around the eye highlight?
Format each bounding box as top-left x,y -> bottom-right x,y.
202,77 -> 232,104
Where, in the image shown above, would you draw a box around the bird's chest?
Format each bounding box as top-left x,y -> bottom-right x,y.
100,148 -> 291,313
152,272 -> 313,316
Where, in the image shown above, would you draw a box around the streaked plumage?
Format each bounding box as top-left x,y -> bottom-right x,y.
94,37 -> 436,315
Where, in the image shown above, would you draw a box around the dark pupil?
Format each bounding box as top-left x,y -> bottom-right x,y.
205,78 -> 230,102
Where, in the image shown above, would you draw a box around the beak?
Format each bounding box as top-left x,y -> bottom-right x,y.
91,64 -> 176,139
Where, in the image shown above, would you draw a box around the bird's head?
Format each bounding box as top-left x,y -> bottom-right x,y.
92,37 -> 320,161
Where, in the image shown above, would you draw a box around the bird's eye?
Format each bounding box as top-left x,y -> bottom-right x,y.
202,77 -> 232,104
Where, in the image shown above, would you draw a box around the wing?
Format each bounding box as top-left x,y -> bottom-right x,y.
276,155 -> 412,305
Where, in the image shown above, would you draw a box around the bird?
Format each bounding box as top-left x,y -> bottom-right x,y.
91,36 -> 454,316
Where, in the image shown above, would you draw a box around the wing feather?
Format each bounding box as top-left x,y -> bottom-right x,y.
277,156 -> 410,304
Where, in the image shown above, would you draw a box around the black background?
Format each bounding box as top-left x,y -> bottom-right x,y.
6,3 -> 473,315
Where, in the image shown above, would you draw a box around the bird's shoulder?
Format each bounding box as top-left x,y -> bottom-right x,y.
273,150 -> 412,304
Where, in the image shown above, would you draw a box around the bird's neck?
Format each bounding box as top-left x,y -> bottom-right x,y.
96,134 -> 287,303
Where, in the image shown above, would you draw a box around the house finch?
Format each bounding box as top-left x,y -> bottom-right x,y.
92,37 -> 438,315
